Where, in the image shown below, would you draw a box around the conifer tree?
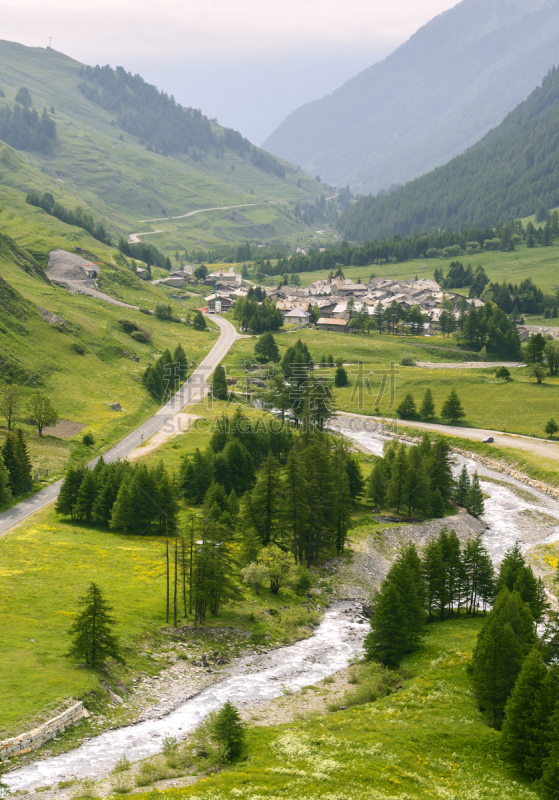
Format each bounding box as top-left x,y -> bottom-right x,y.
55,466 -> 86,520
67,582 -> 123,670
404,445 -> 430,517
367,460 -> 386,508
212,701 -> 245,761
0,453 -> 12,504
430,488 -> 445,517
244,451 -> 282,546
212,364 -> 228,401
497,542 -> 547,623
419,388 -> 436,421
344,454 -> 365,502
429,437 -> 455,501
501,647 -> 548,772
396,392 -> 417,420
365,543 -> 426,667
423,538 -> 446,620
465,472 -> 484,518
440,388 -> 466,424
173,343 -> 188,381
334,365 -> 349,387
387,444 -> 408,513
455,465 -> 470,506
1,432 -> 26,495
282,446 -> 308,563
470,589 -> 537,728
541,703 -> 559,798
525,663 -> 559,779
75,470 -> 98,522
16,430 -> 32,487
254,332 -> 280,363
463,536 -> 494,614
110,480 -> 134,532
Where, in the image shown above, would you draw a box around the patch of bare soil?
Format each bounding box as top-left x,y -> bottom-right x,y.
42,420 -> 86,439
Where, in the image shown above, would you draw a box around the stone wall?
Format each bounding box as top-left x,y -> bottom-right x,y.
0,702 -> 89,761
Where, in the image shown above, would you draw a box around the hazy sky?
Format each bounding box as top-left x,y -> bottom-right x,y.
3,0 -> 462,143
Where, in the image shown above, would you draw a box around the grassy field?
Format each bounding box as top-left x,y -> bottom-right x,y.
289,238 -> 559,294
222,326 -> 558,438
0,493 -> 322,738
128,616 -> 542,800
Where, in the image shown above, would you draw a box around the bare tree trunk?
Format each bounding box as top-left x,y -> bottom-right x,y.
165,516 -> 170,625
174,522 -> 178,627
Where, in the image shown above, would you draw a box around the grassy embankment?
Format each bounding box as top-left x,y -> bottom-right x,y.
125,616 -> 542,800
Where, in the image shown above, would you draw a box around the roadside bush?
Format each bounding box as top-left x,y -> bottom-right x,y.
399,355 -> 416,367
495,366 -> 511,381
155,303 -> 172,320
135,759 -> 175,787
82,433 -> 95,447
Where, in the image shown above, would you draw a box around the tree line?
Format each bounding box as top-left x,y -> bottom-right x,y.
117,237 -> 169,269
0,101 -> 56,154
55,458 -> 179,533
255,225 -> 519,277
26,191 -> 112,246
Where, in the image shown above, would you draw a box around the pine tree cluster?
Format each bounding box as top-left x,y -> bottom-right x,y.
366,434 -> 469,518
0,429 -> 32,501
180,408 -> 362,567
365,531 -> 494,668
0,102 -> 56,154
56,458 -> 178,534
142,344 -> 188,403
232,294 -> 283,333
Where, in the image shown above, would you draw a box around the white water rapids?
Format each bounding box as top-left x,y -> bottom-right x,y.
5,425 -> 559,793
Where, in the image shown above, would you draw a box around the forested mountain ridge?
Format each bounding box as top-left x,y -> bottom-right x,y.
264,0 -> 559,195
338,66 -> 559,242
0,40 -> 324,253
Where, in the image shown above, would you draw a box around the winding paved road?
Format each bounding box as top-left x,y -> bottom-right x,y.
0,315 -> 242,538
334,411 -> 559,464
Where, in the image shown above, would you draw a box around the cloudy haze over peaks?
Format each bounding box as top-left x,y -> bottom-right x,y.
1,0 -> 462,142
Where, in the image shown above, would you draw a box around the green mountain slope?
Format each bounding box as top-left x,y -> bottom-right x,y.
263,0 -> 559,195
338,66 -> 559,242
0,40 -> 324,253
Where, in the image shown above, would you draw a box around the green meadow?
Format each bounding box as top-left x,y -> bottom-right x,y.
223,326 -> 559,438
128,617 -> 542,800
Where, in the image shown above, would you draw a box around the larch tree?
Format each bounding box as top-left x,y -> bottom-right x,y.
440,388 -> 466,424
67,582 -> 123,670
470,589 -> 537,728
500,647 -> 548,773
419,388 -> 436,421
465,472 -> 485,518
